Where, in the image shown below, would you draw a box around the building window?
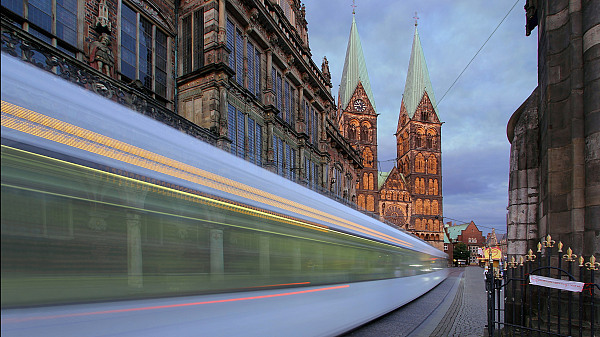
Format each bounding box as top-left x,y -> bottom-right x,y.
3,0 -> 78,52
181,9 -> 204,75
228,104 -> 262,165
121,3 -> 169,97
227,18 -> 261,97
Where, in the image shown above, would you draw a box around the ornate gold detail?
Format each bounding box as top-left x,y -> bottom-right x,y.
508,256 -> 518,269
557,241 -> 563,253
519,255 -> 524,266
585,256 -> 599,271
579,256 -> 584,267
525,249 -> 536,262
563,247 -> 577,262
537,242 -> 542,253
542,234 -> 555,248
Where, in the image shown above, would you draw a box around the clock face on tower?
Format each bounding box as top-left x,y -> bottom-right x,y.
353,99 -> 366,112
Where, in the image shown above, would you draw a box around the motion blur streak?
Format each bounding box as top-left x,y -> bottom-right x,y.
2,284 -> 349,324
1,100 -> 413,248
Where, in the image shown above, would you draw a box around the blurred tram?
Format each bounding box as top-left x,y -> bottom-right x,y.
1,54 -> 447,336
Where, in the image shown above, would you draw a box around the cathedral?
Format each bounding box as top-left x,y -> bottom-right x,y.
338,15 -> 444,250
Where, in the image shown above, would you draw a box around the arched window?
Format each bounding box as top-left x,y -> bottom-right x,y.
367,195 -> 374,211
428,179 -> 434,195
426,129 -> 436,149
369,173 -> 374,190
420,178 -> 426,194
415,218 -> 422,230
403,132 -> 409,153
428,155 -> 437,174
415,153 -> 425,173
361,121 -> 371,142
358,194 -> 365,209
432,200 -> 439,215
434,179 -> 439,195
363,147 -> 373,168
416,128 -> 425,148
416,199 -> 423,214
424,199 -> 431,215
363,172 -> 368,189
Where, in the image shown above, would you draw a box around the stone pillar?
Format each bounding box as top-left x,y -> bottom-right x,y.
259,235 -> 270,275
210,229 -> 224,280
127,212 -> 143,288
217,0 -> 226,44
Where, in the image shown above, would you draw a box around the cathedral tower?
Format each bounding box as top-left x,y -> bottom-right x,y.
397,23 -> 443,249
338,14 -> 379,214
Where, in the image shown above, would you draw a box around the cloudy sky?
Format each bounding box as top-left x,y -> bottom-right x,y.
303,0 -> 538,235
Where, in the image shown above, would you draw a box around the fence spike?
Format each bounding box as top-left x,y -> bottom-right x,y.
563,247 -> 577,262
537,242 -> 542,252
557,241 -> 563,252
579,256 -> 584,267
526,249 -> 536,262
542,234 -> 555,248
585,255 -> 599,271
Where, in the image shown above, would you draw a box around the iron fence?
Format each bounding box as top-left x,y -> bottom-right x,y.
486,235 -> 599,337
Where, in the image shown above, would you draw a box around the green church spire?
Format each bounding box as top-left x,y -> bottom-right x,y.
338,15 -> 376,111
402,26 -> 438,118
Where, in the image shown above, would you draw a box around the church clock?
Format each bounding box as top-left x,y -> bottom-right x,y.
354,99 -> 366,112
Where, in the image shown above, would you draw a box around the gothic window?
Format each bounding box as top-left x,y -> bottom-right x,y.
434,219 -> 440,231
415,199 -> 423,214
367,195 -> 374,212
415,218 -> 422,230
427,155 -> 437,174
428,179 -> 434,195
415,153 -> 425,173
424,199 -> 431,215
361,121 -> 371,142
427,129 -> 437,149
433,179 -> 439,195
432,200 -> 439,216
368,173 -> 374,190
403,132 -> 409,153
358,194 -> 365,209
363,147 -> 374,168
416,128 -> 425,148
121,4 -> 169,97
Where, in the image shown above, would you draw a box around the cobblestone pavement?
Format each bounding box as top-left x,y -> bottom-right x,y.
429,266 -> 487,337
339,266 -> 488,337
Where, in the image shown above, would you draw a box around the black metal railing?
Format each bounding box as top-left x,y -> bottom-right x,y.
486,235 -> 599,337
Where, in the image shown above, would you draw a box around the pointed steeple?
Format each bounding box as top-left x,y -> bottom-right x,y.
338,15 -> 376,111
402,25 -> 438,119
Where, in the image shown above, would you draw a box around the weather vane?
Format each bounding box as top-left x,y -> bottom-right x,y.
352,0 -> 356,15
414,11 -> 419,26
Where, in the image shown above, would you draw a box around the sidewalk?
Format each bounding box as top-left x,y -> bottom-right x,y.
410,266 -> 488,337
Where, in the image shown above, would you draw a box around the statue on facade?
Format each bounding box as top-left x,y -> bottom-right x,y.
89,33 -> 114,76
321,56 -> 331,86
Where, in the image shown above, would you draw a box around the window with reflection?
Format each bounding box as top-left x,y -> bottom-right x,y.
121,3 -> 169,97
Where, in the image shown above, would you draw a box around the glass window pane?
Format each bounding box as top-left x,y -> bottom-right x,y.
28,0 -> 52,33
2,0 -> 24,16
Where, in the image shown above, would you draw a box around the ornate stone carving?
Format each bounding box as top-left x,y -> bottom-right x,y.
321,56 -> 331,85
89,33 -> 114,76
94,0 -> 112,34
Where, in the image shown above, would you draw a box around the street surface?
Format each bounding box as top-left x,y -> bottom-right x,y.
341,266 -> 487,337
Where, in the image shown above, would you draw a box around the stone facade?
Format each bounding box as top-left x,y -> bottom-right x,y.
177,0 -> 361,201
507,0 -> 599,259
339,82 -> 379,213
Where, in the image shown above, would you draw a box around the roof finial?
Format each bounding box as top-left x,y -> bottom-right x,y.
413,11 -> 419,27
352,0 -> 357,15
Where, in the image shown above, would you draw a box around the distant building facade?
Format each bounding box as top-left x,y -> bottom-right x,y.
337,15 -> 379,214
378,23 -> 444,250
447,221 -> 485,265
